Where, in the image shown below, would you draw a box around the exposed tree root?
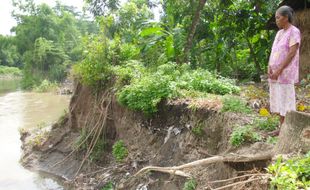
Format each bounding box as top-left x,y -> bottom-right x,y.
52,92 -> 111,170
75,94 -> 111,176
134,152 -> 273,178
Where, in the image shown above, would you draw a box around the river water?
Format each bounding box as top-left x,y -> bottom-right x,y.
0,79 -> 70,190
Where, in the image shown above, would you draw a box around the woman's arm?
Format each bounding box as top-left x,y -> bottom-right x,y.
270,43 -> 299,80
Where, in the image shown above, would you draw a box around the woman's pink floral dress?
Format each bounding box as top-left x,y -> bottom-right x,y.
268,25 -> 301,116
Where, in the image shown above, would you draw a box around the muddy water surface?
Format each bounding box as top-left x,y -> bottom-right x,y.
0,80 -> 70,190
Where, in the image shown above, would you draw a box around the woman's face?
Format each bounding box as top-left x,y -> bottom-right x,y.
275,11 -> 288,29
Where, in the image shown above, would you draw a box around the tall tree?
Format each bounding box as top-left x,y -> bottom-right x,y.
183,0 -> 207,64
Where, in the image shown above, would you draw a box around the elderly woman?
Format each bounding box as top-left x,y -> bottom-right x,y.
268,5 -> 301,135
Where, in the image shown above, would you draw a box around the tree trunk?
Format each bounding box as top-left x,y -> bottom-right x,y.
274,111 -> 310,154
245,37 -> 262,81
183,0 -> 207,64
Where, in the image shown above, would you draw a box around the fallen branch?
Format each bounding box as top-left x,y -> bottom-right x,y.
134,153 -> 272,177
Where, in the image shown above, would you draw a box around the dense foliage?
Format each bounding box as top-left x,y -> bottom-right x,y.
2,0 -> 284,112
0,0 -> 99,88
268,153 -> 310,189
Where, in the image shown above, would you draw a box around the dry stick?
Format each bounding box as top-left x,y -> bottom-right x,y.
211,176 -> 268,190
134,153 -> 273,177
75,96 -> 111,176
208,173 -> 270,184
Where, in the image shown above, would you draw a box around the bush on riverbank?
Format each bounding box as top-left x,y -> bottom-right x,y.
0,65 -> 22,77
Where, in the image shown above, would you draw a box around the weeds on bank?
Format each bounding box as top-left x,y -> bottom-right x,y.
74,128 -> 107,162
191,122 -> 205,137
101,181 -> 114,190
230,125 -> 261,147
33,79 -> 59,92
267,152 -> 310,189
183,179 -> 197,190
221,96 -> 252,114
254,115 -> 279,131
112,140 -> 128,162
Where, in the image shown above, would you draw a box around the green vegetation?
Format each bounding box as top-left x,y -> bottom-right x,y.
230,125 -> 261,147
0,66 -> 22,77
221,96 -> 252,114
112,140 -> 128,162
267,153 -> 310,190
1,1 -> 98,89
254,116 -> 279,131
2,0 -> 284,112
266,136 -> 278,145
101,182 -> 114,190
191,122 -> 204,137
33,79 -> 58,93
90,139 -> 107,162
114,63 -> 239,115
183,179 -> 197,190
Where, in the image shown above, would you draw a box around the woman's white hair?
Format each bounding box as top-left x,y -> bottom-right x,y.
276,5 -> 294,23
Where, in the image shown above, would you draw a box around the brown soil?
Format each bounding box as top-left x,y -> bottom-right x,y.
20,82 -> 285,190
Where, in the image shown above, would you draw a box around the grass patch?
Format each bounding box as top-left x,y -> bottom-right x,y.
230,125 -> 261,147
112,140 -> 128,162
266,136 -> 278,144
221,96 -> 252,114
183,179 -> 197,190
101,181 -> 114,190
254,116 -> 279,131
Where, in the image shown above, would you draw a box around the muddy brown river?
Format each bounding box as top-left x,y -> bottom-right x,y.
0,79 -> 70,190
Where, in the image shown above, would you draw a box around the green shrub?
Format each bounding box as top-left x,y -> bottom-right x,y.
101,181 -> 114,190
0,66 -> 22,76
117,73 -> 177,115
90,138 -> 107,162
73,36 -> 113,87
177,69 -> 240,95
183,179 -> 197,190
34,79 -> 59,92
267,153 -> 310,190
254,116 -> 279,131
266,136 -> 278,144
112,140 -> 128,162
191,122 -> 204,137
112,60 -> 146,87
221,96 -> 252,114
230,125 -> 261,147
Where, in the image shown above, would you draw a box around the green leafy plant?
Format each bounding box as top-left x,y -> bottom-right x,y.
112,140 -> 128,162
90,138 -> 107,162
117,73 -> 177,115
191,122 -> 204,137
34,79 -> 58,92
254,116 -> 279,131
101,181 -> 114,190
230,125 -> 261,147
221,96 -> 252,114
183,179 -> 197,190
0,66 -> 22,76
267,153 -> 310,190
266,136 -> 278,144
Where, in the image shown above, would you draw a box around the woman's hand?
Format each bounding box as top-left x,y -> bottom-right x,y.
270,69 -> 282,80
268,67 -> 273,79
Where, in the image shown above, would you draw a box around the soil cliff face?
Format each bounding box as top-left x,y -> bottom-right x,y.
20,82 -> 283,190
